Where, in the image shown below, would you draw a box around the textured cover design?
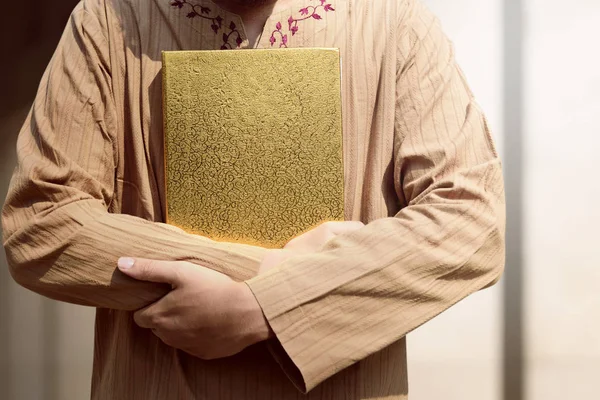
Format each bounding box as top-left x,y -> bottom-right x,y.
162,49 -> 344,248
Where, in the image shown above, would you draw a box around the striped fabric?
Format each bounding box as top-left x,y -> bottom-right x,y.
1,0 -> 505,399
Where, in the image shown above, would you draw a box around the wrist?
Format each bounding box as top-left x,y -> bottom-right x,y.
236,281 -> 274,344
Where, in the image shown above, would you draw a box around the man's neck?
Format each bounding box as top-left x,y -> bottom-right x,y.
212,0 -> 279,15
211,0 -> 294,47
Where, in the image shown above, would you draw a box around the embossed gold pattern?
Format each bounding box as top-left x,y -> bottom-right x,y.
163,49 -> 344,248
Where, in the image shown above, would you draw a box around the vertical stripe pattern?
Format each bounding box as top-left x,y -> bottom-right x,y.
1,0 -> 505,398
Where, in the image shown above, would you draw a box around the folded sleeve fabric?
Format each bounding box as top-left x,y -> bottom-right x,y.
246,0 -> 506,392
2,3 -> 267,311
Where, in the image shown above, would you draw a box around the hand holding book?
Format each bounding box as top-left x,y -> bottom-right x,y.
117,220 -> 364,360
135,47 -> 350,361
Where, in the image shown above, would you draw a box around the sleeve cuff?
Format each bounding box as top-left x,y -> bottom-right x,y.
245,268 -> 329,393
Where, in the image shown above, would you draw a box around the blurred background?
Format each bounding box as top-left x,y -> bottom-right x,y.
0,0 -> 598,399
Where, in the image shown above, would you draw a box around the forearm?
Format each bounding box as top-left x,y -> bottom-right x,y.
246,159 -> 506,392
4,199 -> 267,310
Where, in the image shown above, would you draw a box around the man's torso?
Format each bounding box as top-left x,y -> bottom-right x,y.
91,0 -> 408,398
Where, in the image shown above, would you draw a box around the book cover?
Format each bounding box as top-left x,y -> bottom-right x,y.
162,48 -> 344,249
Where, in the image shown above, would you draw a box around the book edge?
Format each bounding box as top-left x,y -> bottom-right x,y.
162,51 -> 171,225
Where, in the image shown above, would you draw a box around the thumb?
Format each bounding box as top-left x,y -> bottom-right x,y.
118,257 -> 181,285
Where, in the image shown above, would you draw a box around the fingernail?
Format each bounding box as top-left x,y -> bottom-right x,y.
118,257 -> 135,270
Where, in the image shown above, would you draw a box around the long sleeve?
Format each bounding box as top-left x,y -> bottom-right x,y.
1,1 -> 266,311
246,0 -> 506,393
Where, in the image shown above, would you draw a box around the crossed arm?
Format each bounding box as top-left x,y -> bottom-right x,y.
111,221 -> 365,361
1,3 -> 270,312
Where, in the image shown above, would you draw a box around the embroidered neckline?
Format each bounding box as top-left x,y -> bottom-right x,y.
170,0 -> 335,49
270,0 -> 335,48
170,0 -> 243,49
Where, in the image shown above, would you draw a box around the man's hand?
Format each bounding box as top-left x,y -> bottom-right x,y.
259,221 -> 365,273
118,257 -> 271,360
118,221 -> 365,359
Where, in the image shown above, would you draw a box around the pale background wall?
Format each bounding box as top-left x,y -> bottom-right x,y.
1,1 -> 599,399
523,1 -> 600,399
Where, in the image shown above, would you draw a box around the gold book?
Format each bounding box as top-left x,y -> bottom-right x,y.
162,49 -> 344,249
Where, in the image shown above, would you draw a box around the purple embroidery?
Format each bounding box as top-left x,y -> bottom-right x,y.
270,0 -> 335,48
221,21 -> 243,49
170,1 -> 242,48
171,1 -> 222,33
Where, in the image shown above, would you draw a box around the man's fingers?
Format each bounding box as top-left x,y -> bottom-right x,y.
118,257 -> 182,285
322,221 -> 365,235
285,221 -> 365,251
133,304 -> 156,329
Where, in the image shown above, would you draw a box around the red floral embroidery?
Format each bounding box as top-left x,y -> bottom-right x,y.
170,0 -> 242,49
270,21 -> 289,48
270,0 -> 335,48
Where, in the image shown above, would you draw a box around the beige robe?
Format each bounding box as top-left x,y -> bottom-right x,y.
1,0 -> 505,398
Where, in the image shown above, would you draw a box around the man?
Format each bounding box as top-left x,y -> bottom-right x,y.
2,0 -> 505,398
